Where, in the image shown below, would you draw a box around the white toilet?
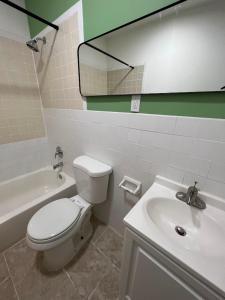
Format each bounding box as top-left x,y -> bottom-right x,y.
26,155 -> 112,271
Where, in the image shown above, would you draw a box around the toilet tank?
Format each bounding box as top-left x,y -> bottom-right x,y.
73,156 -> 112,204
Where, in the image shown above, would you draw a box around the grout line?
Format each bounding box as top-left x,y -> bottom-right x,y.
0,276 -> 10,287
87,272 -> 104,300
91,241 -> 121,273
62,268 -> 77,290
87,247 -> 120,300
91,225 -> 108,245
3,254 -> 20,300
2,237 -> 26,256
107,225 -> 123,239
92,221 -> 123,247
87,248 -> 121,300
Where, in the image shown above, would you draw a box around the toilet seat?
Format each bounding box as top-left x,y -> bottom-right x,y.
27,198 -> 82,244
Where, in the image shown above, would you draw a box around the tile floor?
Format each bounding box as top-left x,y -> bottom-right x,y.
0,219 -> 123,300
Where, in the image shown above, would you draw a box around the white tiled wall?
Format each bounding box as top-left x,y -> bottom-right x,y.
0,137 -> 50,182
44,108 -> 225,233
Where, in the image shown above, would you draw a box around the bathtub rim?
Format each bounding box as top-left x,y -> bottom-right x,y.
0,166 -> 76,224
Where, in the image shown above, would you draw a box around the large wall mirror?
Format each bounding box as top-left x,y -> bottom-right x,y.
78,0 -> 225,96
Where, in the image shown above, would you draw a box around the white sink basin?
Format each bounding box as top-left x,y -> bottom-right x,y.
146,197 -> 225,258
124,176 -> 225,297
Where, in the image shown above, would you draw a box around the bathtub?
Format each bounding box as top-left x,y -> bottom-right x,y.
0,167 -> 76,251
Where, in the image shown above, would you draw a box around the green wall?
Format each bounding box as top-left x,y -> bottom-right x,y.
25,0 -> 79,38
25,0 -> 225,118
82,0 -> 177,40
87,93 -> 225,119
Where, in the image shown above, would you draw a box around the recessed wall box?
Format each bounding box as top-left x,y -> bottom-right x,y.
119,176 -> 142,195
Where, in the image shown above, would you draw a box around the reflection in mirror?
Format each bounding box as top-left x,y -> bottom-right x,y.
79,43 -> 143,95
78,0 -> 225,96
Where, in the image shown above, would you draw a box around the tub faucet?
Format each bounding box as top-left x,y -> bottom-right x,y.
53,146 -> 64,178
55,146 -> 63,159
176,181 -> 206,209
53,161 -> 64,171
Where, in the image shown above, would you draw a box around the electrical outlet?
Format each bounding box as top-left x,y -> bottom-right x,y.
131,95 -> 141,112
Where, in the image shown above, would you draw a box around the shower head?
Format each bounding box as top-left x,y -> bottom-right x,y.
26,36 -> 46,52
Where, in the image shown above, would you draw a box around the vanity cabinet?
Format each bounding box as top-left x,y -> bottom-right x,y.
120,228 -> 221,300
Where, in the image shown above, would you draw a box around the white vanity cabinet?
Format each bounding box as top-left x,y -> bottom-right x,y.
120,228 -> 221,300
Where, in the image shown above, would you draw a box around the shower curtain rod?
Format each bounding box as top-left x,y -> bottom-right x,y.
0,0 -> 59,31
85,42 -> 134,70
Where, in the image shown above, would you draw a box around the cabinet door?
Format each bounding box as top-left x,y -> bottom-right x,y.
127,246 -> 200,300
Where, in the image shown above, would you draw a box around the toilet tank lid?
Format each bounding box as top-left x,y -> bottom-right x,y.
73,156 -> 112,177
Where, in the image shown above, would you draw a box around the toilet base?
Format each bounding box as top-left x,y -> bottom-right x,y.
42,212 -> 93,272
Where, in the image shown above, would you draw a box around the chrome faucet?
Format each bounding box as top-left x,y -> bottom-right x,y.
53,161 -> 64,171
55,146 -> 63,159
53,146 -> 64,177
176,181 -> 206,209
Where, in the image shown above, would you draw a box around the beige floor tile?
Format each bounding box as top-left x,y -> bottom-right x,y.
0,278 -> 17,300
4,239 -> 76,300
0,254 -> 9,284
3,225 -> 123,300
89,266 -> 120,300
94,227 -> 123,269
91,216 -> 107,244
4,239 -> 37,287
65,243 -> 111,299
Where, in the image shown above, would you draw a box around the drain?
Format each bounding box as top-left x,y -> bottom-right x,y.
175,226 -> 186,236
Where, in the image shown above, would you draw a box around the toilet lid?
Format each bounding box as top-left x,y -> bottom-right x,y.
27,198 -> 81,241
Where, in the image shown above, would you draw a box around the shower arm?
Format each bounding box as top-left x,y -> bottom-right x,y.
0,0 -> 59,31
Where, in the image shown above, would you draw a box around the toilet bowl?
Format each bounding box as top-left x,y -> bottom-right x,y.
26,156 -> 112,271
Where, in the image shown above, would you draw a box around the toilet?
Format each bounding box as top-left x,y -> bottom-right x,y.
26,155 -> 112,271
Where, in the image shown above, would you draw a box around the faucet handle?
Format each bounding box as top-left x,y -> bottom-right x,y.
190,181 -> 199,195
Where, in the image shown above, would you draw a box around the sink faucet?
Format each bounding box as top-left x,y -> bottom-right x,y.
53,146 -> 64,178
176,181 -> 206,209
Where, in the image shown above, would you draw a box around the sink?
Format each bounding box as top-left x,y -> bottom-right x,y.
124,175 -> 225,296
145,197 -> 225,258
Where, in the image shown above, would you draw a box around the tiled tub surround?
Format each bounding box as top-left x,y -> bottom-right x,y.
0,219 -> 122,300
0,35 -> 45,145
34,13 -> 83,110
0,137 -> 50,182
44,109 -> 225,233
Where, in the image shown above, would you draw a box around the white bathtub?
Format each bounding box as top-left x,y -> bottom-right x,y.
0,167 -> 76,251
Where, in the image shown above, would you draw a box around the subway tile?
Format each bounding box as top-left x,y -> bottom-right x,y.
39,109 -> 225,232
169,151 -> 211,177
139,131 -> 172,150
161,166 -> 184,183
0,138 -> 50,182
204,178 -> 225,199
182,172 -> 207,191
169,135 -> 195,154
169,151 -> 190,171
128,129 -> 141,144
137,145 -> 170,165
188,157 -> 211,177
174,117 -> 199,137
193,139 -> 225,164
175,117 -> 225,142
128,114 -> 176,134
196,118 -> 225,142
208,163 -> 225,184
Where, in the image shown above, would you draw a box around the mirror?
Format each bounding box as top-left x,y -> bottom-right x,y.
78,0 -> 225,96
